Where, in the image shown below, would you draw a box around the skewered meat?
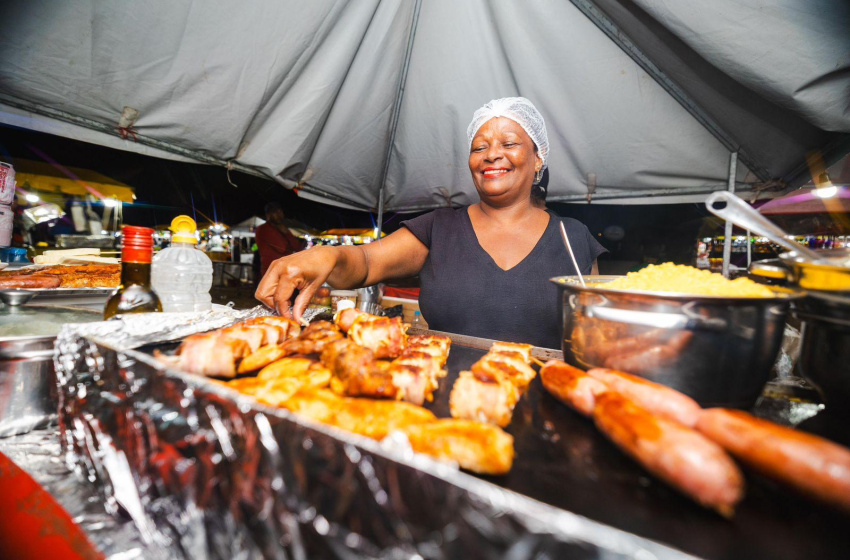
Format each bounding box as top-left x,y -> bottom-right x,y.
391,351 -> 444,405
594,392 -> 744,517
587,368 -> 702,427
697,408 -> 850,512
405,334 -> 452,366
449,370 -> 518,427
334,307 -> 364,332
157,332 -> 251,378
281,321 -> 344,355
449,341 -> 537,426
322,339 -> 401,399
473,351 -> 536,391
489,342 -> 533,363
348,315 -> 408,359
244,316 -> 301,340
335,308 -> 408,359
540,360 -> 608,417
399,419 -> 515,475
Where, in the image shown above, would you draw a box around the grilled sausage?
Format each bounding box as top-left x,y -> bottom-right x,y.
594,392 -> 744,517
697,408 -> 850,512
587,367 -> 702,427
540,360 -> 607,417
0,275 -> 61,289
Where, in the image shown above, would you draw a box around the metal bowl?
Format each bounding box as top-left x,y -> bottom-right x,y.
779,248 -> 850,292
551,275 -> 800,408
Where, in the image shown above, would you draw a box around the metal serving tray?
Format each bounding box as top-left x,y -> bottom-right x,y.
54,327 -> 850,560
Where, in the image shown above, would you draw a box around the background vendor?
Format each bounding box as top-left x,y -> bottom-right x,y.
255,201 -> 305,277
256,97 -> 605,348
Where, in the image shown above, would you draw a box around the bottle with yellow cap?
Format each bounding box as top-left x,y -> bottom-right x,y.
151,215 -> 213,312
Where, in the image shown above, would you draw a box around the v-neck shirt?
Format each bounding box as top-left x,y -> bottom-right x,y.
402,207 -> 606,349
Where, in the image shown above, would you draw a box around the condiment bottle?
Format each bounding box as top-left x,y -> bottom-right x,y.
151,216 -> 213,312
104,225 -> 162,319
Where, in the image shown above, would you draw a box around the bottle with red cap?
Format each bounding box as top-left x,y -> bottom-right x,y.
104,225 -> 163,319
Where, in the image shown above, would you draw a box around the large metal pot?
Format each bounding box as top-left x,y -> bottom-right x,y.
551,275 -> 798,408
750,249 -> 850,411
0,303 -> 101,436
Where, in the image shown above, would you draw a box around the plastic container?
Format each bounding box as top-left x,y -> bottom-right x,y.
151,216 -> 213,312
0,163 -> 15,206
0,204 -> 12,247
330,290 -> 357,313
0,247 -> 30,263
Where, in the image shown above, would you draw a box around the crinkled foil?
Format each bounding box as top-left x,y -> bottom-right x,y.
0,428 -> 169,560
64,305 -> 271,351
53,321 -> 697,559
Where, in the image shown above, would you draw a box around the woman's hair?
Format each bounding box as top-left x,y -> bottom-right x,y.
532,167 -> 549,205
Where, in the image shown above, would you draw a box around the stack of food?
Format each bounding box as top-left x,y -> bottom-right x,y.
449,342 -> 538,427
156,309 -> 515,475
0,263 -> 120,289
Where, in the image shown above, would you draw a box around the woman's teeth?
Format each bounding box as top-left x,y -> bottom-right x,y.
483,169 -> 508,177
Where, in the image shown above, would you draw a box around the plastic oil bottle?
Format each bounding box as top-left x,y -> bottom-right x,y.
152,215 -> 213,312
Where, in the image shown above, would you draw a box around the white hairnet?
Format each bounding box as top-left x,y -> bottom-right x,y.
466,97 -> 549,170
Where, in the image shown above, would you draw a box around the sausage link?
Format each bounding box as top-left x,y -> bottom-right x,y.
697,408 -> 850,512
594,392 -> 744,517
587,367 -> 702,427
540,360 -> 607,417
0,275 -> 61,289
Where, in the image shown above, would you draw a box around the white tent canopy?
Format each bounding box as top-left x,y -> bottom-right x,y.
1,0 -> 848,213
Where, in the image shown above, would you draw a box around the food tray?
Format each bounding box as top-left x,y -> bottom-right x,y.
54,326 -> 850,560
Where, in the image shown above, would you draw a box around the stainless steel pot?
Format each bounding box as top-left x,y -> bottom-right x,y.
750,250 -> 850,410
0,303 -> 101,436
551,276 -> 798,408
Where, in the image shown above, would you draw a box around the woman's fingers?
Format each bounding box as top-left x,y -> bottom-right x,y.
290,284 -> 318,322
256,258 -> 300,313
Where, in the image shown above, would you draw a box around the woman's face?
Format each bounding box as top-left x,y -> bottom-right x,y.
469,117 -> 542,205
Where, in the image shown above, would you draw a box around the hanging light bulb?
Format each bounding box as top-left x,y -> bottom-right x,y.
813,185 -> 838,199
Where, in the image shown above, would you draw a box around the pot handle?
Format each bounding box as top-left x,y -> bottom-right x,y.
748,259 -> 791,285
583,301 -> 727,332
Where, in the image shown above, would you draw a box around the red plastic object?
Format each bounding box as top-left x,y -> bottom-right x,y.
0,450 -> 104,560
383,287 -> 420,299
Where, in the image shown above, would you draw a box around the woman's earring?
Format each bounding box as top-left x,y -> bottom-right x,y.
534,168 -> 543,184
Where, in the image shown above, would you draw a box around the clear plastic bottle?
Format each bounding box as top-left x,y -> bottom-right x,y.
152,215 -> 213,312
412,310 -> 423,329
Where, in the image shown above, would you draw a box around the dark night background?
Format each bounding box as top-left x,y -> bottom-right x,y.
0,123 -> 723,273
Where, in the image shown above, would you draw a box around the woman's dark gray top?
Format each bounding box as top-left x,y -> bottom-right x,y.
401,207 -> 606,349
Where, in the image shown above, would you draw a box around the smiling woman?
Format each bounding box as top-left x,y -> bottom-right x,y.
256,97 -> 605,348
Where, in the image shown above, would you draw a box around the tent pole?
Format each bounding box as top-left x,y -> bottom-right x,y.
722,152 -> 738,278
375,0 -> 423,239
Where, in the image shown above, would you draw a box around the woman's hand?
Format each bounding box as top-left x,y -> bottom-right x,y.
255,246 -> 347,320
256,229 -> 429,321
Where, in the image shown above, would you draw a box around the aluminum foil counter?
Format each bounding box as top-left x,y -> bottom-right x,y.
53,315 -> 695,560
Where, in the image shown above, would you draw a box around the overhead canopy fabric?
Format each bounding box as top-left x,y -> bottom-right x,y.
0,1 -> 848,212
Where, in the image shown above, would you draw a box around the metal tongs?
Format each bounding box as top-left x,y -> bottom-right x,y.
705,191 -> 826,264
559,222 -> 586,287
